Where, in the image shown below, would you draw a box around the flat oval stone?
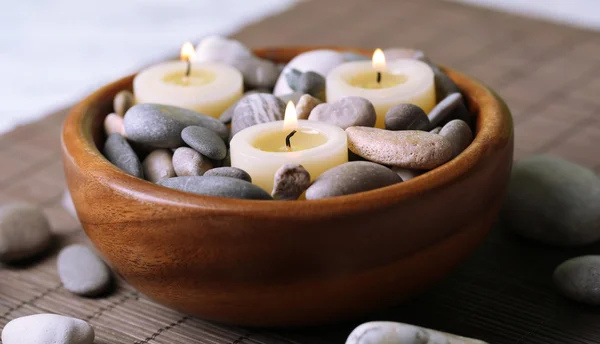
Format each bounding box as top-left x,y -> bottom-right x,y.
193,35 -> 253,66
234,57 -> 281,90
113,90 -> 134,117
103,113 -> 125,136
502,155 -> 600,246
219,90 -> 268,124
142,149 -> 175,183
103,133 -> 144,178
346,127 -> 453,169
57,245 -> 111,296
272,164 -> 311,200
306,162 -> 401,200
309,97 -> 376,130
203,167 -> 251,182
231,94 -> 285,138
158,176 -> 272,200
172,147 -> 213,176
296,94 -> 322,120
346,321 -> 487,344
428,93 -> 472,128
273,50 -> 345,96
181,126 -> 227,160
124,104 -> 228,148
554,256 -> 600,305
0,202 -> 51,262
384,104 -> 430,131
1,314 -> 95,344
439,119 -> 473,158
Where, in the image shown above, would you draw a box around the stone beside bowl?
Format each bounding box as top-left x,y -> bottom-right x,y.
61,47 -> 514,326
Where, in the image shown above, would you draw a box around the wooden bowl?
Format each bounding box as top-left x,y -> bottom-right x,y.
61,47 -> 513,327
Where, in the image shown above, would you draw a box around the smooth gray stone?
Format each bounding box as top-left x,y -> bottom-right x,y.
296,94 -> 321,120
434,69 -> 461,102
430,126 -> 442,134
392,167 -> 424,182
219,90 -> 267,124
231,94 -> 285,138
0,202 -> 51,262
309,96 -> 376,130
181,126 -> 227,160
384,104 -> 430,131
296,71 -> 325,98
1,314 -> 95,344
142,149 -> 175,183
221,150 -> 231,167
277,91 -> 304,105
57,245 -> 111,297
342,52 -> 369,61
554,256 -> 600,305
502,155 -> 600,246
103,133 -> 144,178
124,104 -> 228,148
234,57 -> 281,90
158,176 -> 272,200
172,147 -> 213,176
271,164 -> 311,200
346,321 -> 487,344
203,167 -> 251,182
113,90 -> 133,117
306,162 -> 401,200
439,119 -> 473,158
428,93 -> 470,128
284,68 -> 302,91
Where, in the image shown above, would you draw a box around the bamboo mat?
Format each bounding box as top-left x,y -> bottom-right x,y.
2,0 -> 600,343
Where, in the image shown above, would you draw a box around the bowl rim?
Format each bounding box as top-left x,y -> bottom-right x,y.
62,46 -> 512,219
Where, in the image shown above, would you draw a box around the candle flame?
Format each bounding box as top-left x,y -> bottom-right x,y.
180,42 -> 196,61
283,101 -> 298,130
372,48 -> 386,72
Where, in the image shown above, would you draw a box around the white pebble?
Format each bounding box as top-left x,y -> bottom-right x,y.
1,314 -> 94,344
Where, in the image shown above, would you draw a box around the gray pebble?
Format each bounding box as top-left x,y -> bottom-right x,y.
124,104 -> 228,148
434,69 -> 461,102
306,162 -> 401,200
428,93 -> 471,128
342,52 -> 369,61
181,126 -> 227,160
172,147 -> 213,176
392,167 -> 423,182
502,155 -> 600,246
285,68 -> 302,91
158,176 -> 272,200
296,71 -> 325,99
57,245 -> 111,296
384,104 -> 430,131
103,133 -> 143,178
219,90 -> 267,124
113,90 -> 134,117
346,127 -> 453,169
221,150 -> 231,167
296,94 -> 322,120
0,203 -> 51,262
1,314 -> 95,344
272,164 -> 311,200
346,321 -> 487,344
439,119 -> 473,158
309,96 -> 376,130
430,126 -> 442,134
204,167 -> 251,182
554,256 -> 600,305
142,149 -> 175,183
231,94 -> 285,138
234,57 -> 281,90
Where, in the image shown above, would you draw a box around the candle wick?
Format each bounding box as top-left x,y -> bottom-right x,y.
285,130 -> 297,151
185,59 -> 192,77
376,71 -> 382,84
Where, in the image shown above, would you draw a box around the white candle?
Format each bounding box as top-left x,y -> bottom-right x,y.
326,49 -> 435,128
230,102 -> 348,193
133,42 -> 243,118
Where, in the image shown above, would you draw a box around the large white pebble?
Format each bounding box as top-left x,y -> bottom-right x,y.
273,50 -> 345,96
346,321 -> 487,344
1,314 -> 95,344
194,35 -> 253,66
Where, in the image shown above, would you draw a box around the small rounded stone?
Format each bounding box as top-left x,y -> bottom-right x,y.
103,113 -> 126,136
309,96 -> 376,130
172,147 -> 213,176
142,149 -> 175,183
284,68 -> 302,91
296,71 -> 325,98
384,104 -> 430,131
219,90 -> 267,124
272,164 -> 311,200
193,35 -> 253,66
181,126 -> 227,160
57,245 -> 112,296
296,94 -> 322,120
158,176 -> 272,200
273,50 -> 345,96
203,167 -> 251,182
502,155 -> 600,246
103,133 -> 144,178
113,90 -> 134,117
439,119 -> 473,158
346,321 -> 487,344
0,202 -> 51,262
231,94 -> 285,139
346,127 -> 453,169
235,57 -> 281,89
306,162 -> 401,200
1,314 -> 95,344
554,256 -> 600,305
428,93 -> 472,128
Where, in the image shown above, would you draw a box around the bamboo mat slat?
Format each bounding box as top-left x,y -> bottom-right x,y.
2,0 -> 600,343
